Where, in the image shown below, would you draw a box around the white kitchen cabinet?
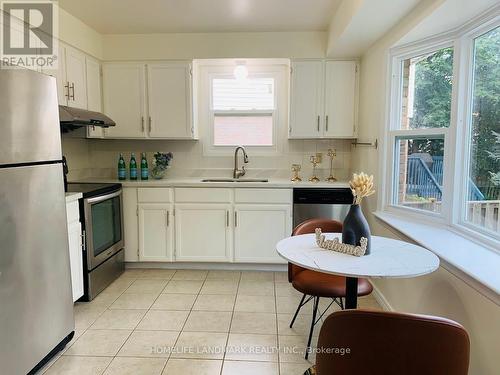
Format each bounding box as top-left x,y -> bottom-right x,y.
65,46 -> 88,109
175,204 -> 232,262
289,59 -> 358,139
147,62 -> 193,139
66,200 -> 84,302
123,187 -> 139,262
102,63 -> 147,138
138,204 -> 174,261
324,61 -> 358,138
86,56 -> 104,138
41,43 -> 88,109
289,60 -> 324,138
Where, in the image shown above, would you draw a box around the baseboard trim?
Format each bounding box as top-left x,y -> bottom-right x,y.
126,262 -> 288,272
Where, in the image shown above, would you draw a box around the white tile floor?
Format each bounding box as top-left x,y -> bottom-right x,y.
38,269 -> 381,375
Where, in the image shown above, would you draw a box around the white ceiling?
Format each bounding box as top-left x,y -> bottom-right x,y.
397,0 -> 499,46
58,0 -> 342,34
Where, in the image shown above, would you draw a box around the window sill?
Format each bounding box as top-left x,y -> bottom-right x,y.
373,211 -> 500,306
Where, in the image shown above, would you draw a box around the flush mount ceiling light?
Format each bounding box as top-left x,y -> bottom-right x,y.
233,61 -> 248,80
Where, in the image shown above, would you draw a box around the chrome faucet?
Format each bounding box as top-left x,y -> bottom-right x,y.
233,146 -> 249,179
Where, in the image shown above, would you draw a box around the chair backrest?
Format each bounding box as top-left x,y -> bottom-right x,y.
315,309 -> 470,375
288,219 -> 343,282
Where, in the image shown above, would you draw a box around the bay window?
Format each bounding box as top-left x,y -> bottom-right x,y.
387,13 -> 500,245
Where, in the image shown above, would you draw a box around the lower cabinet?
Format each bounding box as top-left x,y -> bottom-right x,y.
234,205 -> 291,263
138,203 -> 174,261
175,204 -> 232,262
123,187 -> 139,261
66,200 -> 84,302
123,187 -> 292,264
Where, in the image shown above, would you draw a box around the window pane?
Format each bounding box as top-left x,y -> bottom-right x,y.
465,26 -> 500,234
400,47 -> 454,129
395,137 -> 445,213
212,78 -> 274,110
214,115 -> 273,146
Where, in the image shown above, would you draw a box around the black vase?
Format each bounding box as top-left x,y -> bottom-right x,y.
342,204 -> 371,255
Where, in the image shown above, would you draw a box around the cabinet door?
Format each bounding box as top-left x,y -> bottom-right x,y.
175,204 -> 232,262
324,61 -> 357,138
138,204 -> 173,261
103,63 -> 147,138
289,61 -> 324,138
42,43 -> 68,105
234,205 -> 291,263
65,46 -> 88,109
147,62 -> 193,138
86,57 -> 104,138
67,221 -> 84,302
123,187 -> 139,262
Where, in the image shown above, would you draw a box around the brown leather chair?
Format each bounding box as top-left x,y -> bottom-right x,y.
311,309 -> 470,375
289,218 -> 373,359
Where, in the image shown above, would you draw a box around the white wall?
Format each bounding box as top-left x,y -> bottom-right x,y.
102,32 -> 327,61
59,8 -> 103,59
353,1 -> 500,374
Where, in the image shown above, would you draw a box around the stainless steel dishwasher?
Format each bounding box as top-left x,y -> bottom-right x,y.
293,188 -> 353,228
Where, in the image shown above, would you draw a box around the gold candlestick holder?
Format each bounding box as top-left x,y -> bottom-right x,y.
326,148 -> 337,182
291,164 -> 302,182
309,153 -> 322,182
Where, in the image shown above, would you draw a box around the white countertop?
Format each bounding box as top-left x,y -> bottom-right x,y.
65,192 -> 82,203
71,177 -> 350,189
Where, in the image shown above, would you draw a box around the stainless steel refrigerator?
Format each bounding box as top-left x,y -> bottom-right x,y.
0,68 -> 75,374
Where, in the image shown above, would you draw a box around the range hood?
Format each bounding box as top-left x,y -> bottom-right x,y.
59,105 -> 115,132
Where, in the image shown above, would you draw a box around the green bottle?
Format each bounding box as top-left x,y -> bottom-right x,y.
129,153 -> 137,180
118,153 -> 126,180
140,153 -> 148,180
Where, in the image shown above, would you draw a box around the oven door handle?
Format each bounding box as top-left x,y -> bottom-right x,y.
84,189 -> 122,205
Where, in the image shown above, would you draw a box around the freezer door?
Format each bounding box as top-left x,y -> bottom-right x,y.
0,164 -> 74,375
0,69 -> 62,165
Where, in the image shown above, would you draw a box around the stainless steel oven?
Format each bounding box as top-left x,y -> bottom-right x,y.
67,182 -> 124,301
84,189 -> 124,270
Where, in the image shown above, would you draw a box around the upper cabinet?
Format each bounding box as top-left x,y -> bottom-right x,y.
102,61 -> 196,139
42,43 -> 102,117
289,60 -> 358,139
147,63 -> 194,139
64,46 -> 88,109
102,63 -> 147,138
85,56 -> 104,138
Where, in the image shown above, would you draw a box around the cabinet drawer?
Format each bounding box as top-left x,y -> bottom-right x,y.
138,188 -> 173,203
175,188 -> 232,203
66,201 -> 80,224
235,189 -> 292,204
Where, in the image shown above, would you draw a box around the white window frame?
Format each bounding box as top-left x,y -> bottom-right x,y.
383,7 -> 500,250
194,59 -> 289,156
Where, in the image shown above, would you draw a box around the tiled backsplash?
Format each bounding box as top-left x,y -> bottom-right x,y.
62,137 -> 353,181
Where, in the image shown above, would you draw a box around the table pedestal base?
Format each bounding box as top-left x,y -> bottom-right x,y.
345,277 -> 358,309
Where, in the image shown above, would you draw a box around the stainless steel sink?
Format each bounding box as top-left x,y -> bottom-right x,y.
201,178 -> 269,183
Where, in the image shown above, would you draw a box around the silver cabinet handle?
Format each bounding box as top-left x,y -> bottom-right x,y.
149,116 -> 152,133
226,211 -> 229,227
166,211 -> 170,227
70,83 -> 75,100
234,211 -> 238,227
81,230 -> 86,252
317,115 -> 320,132
326,115 -> 329,132
141,116 -> 145,132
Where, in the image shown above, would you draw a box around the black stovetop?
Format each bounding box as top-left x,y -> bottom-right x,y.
67,182 -> 122,198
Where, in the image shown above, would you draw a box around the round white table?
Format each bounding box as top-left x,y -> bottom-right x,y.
276,233 -> 440,309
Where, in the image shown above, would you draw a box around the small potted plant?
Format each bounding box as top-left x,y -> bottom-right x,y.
151,152 -> 173,179
342,172 -> 375,255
